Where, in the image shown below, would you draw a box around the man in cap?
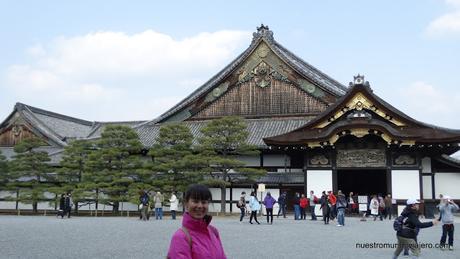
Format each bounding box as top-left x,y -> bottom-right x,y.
393,198 -> 439,258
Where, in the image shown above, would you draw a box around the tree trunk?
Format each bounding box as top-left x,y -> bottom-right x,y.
32,201 -> 38,213
220,186 -> 226,213
74,202 -> 78,215
113,201 -> 119,213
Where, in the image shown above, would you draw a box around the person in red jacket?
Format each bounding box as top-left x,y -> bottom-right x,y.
328,191 -> 337,221
300,193 -> 308,220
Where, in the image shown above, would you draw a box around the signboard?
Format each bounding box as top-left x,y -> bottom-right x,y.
359,204 -> 368,212
337,149 -> 386,168
258,183 -> 265,192
358,195 -> 368,204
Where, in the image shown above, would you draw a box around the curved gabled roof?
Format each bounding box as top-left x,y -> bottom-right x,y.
136,25 -> 347,127
264,77 -> 460,146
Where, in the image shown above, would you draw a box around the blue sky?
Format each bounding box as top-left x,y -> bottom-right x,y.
1,0 -> 459,132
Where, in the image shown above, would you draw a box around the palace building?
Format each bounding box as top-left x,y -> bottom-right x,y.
1,25 -> 460,213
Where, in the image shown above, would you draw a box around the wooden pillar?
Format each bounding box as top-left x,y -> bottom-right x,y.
331,149 -> 338,193
386,149 -> 392,195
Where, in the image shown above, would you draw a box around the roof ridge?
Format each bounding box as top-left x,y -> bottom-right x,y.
272,41 -> 347,94
15,102 -> 93,126
18,107 -> 67,147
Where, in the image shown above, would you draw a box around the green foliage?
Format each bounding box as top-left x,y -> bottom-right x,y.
148,123 -> 203,193
197,116 -> 266,212
0,150 -> 8,188
84,125 -> 144,212
7,137 -> 52,212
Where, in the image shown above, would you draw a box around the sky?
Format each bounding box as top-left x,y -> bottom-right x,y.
1,0 -> 460,132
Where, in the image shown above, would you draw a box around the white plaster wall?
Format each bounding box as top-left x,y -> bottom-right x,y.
264,154 -> 290,167
306,170 -> 332,195
422,175 -> 432,199
236,155 -> 260,167
391,170 -> 420,199
435,173 -> 460,199
422,157 -> 431,173
0,201 -> 16,209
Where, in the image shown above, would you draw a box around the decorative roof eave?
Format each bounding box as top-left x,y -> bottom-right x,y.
434,154 -> 460,170
136,25 -> 347,127
264,75 -> 460,146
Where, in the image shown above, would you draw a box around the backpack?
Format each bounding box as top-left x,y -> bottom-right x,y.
237,199 -> 244,208
141,195 -> 148,205
393,215 -> 408,232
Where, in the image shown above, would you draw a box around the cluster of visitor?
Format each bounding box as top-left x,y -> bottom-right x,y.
138,190 -> 179,221
58,192 -> 73,218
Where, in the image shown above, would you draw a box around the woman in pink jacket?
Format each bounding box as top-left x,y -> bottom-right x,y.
167,184 -> 226,259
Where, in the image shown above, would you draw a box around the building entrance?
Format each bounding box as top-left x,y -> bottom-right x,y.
337,169 -> 387,196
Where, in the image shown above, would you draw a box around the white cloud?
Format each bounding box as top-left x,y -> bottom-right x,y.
396,81 -> 460,128
2,29 -> 251,121
426,0 -> 460,36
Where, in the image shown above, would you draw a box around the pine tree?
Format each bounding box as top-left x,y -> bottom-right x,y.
57,139 -> 94,213
0,150 -> 9,189
8,138 -> 52,212
85,125 -> 144,213
148,123 -> 202,194
197,116 -> 266,213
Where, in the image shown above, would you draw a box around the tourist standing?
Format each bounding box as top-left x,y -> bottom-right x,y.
299,194 -> 308,220
336,190 -> 347,227
58,193 -> 65,218
438,195 -> 458,250
65,193 -> 72,218
309,191 -> 317,220
167,184 -> 226,259
293,192 -> 301,220
139,191 -> 150,221
249,191 -> 261,224
320,191 -> 330,224
327,191 -> 336,221
170,192 -> 179,220
384,194 -> 393,220
277,192 -> 287,218
370,195 -> 381,221
263,192 -> 276,224
393,199 -> 438,258
237,192 -> 246,222
348,192 -> 356,214
154,191 -> 164,220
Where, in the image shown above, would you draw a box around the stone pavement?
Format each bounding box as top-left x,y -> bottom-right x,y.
0,215 -> 459,259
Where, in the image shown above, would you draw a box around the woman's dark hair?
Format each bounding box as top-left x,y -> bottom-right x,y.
250,191 -> 255,196
184,184 -> 212,202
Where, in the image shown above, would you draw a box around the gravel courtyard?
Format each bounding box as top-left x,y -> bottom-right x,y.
0,215 -> 459,259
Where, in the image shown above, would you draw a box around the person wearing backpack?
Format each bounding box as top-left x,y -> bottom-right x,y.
438,195 -> 458,251
237,191 -> 246,222
277,192 -> 287,218
392,198 -> 439,259
139,190 -> 150,221
167,184 -> 226,259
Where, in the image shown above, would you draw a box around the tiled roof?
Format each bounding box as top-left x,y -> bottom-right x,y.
138,25 -> 346,126
0,146 -> 65,165
135,117 -> 314,148
86,121 -> 146,139
256,172 -> 304,184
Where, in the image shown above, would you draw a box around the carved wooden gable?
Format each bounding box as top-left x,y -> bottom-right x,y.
0,114 -> 43,147
190,42 -> 332,119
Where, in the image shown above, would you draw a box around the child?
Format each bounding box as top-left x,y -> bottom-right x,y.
439,195 -> 458,251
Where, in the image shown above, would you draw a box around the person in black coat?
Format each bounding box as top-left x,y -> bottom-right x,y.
64,193 -> 72,218
393,199 -> 438,258
58,194 -> 65,218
